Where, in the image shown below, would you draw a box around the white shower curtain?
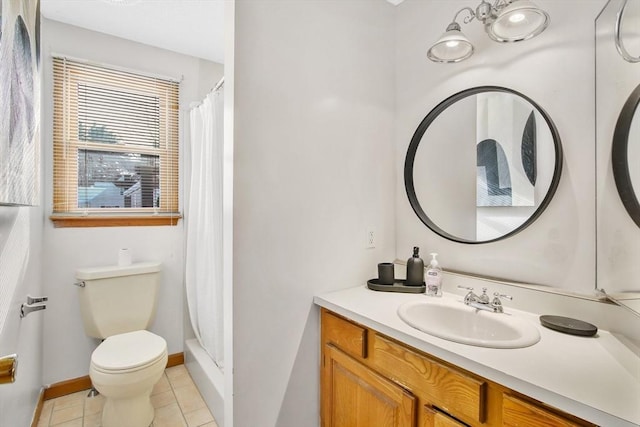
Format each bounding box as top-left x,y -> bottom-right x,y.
186,83 -> 224,369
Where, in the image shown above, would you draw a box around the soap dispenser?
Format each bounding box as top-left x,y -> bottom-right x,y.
426,253 -> 443,296
406,247 -> 424,286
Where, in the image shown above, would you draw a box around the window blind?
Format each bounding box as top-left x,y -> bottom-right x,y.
52,57 -> 179,220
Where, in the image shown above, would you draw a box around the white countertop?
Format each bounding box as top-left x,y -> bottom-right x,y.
314,285 -> 640,427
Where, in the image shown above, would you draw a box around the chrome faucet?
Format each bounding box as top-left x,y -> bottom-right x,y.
457,286 -> 512,313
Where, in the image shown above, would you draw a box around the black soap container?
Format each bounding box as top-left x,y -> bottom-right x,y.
406,247 -> 424,286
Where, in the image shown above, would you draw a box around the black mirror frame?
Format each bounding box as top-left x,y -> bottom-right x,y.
612,83 -> 640,228
404,86 -> 564,244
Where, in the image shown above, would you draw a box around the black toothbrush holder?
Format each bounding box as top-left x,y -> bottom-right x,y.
377,262 -> 395,285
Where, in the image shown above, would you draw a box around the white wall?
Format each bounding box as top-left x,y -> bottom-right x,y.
40,19 -> 223,385
395,0 -> 607,293
232,0 -> 396,425
0,207 -> 44,426
0,2 -> 44,422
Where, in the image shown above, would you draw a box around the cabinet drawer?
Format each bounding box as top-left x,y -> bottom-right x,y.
373,334 -> 486,424
321,309 -> 367,358
502,394 -> 591,427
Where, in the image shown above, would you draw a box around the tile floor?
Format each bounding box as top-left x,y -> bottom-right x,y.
37,365 -> 218,427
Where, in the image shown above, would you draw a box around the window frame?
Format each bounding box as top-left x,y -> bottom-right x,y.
50,56 -> 181,227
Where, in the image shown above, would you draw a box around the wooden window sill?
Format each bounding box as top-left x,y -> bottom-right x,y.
50,214 -> 182,228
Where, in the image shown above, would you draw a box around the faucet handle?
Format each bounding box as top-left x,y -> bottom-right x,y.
490,293 -> 512,313
457,286 -> 477,304
492,292 -> 512,306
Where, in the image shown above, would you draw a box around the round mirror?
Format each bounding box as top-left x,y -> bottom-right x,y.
404,86 -> 563,244
612,83 -> 640,228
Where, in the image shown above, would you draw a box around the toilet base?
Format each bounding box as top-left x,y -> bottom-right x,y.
102,392 -> 154,427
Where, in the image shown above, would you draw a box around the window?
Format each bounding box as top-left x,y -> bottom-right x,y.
51,57 -> 180,227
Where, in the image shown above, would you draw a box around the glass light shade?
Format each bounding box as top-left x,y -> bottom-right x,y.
488,0 -> 550,43
427,29 -> 474,63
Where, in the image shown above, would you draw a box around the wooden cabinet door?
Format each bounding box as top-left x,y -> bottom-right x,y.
322,344 -> 416,427
422,405 -> 468,427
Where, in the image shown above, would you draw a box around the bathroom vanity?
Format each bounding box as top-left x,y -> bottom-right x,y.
315,286 -> 640,427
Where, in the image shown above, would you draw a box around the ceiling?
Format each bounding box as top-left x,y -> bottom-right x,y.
40,0 -> 225,64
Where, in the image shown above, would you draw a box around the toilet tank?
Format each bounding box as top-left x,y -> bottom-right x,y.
75,262 -> 161,339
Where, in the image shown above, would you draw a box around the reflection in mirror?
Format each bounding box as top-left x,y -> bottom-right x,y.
405,87 -> 562,244
612,83 -> 640,227
630,96 -> 640,203
615,0 -> 640,62
597,0 -> 640,314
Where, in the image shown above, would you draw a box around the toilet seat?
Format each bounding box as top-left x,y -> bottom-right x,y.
91,330 -> 167,374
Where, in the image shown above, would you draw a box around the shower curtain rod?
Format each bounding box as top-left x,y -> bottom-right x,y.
213,76 -> 225,92
188,76 -> 225,111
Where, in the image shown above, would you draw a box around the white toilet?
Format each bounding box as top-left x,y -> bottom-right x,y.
76,262 -> 168,427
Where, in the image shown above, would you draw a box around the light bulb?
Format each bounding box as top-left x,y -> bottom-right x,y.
427,21 -> 475,63
509,13 -> 525,23
488,0 -> 550,43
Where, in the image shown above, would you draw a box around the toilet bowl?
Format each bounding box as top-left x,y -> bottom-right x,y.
89,330 -> 168,427
76,262 -> 165,426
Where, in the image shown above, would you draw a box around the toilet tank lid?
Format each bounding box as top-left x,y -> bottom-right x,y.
76,261 -> 161,280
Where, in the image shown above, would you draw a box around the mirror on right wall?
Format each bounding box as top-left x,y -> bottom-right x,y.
596,0 -> 640,314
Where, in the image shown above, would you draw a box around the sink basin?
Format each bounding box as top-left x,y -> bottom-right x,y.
397,297 -> 541,349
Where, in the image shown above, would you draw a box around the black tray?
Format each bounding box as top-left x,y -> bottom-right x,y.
367,278 -> 425,293
539,315 -> 598,336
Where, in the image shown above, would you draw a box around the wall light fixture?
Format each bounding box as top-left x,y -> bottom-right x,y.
427,0 -> 550,63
